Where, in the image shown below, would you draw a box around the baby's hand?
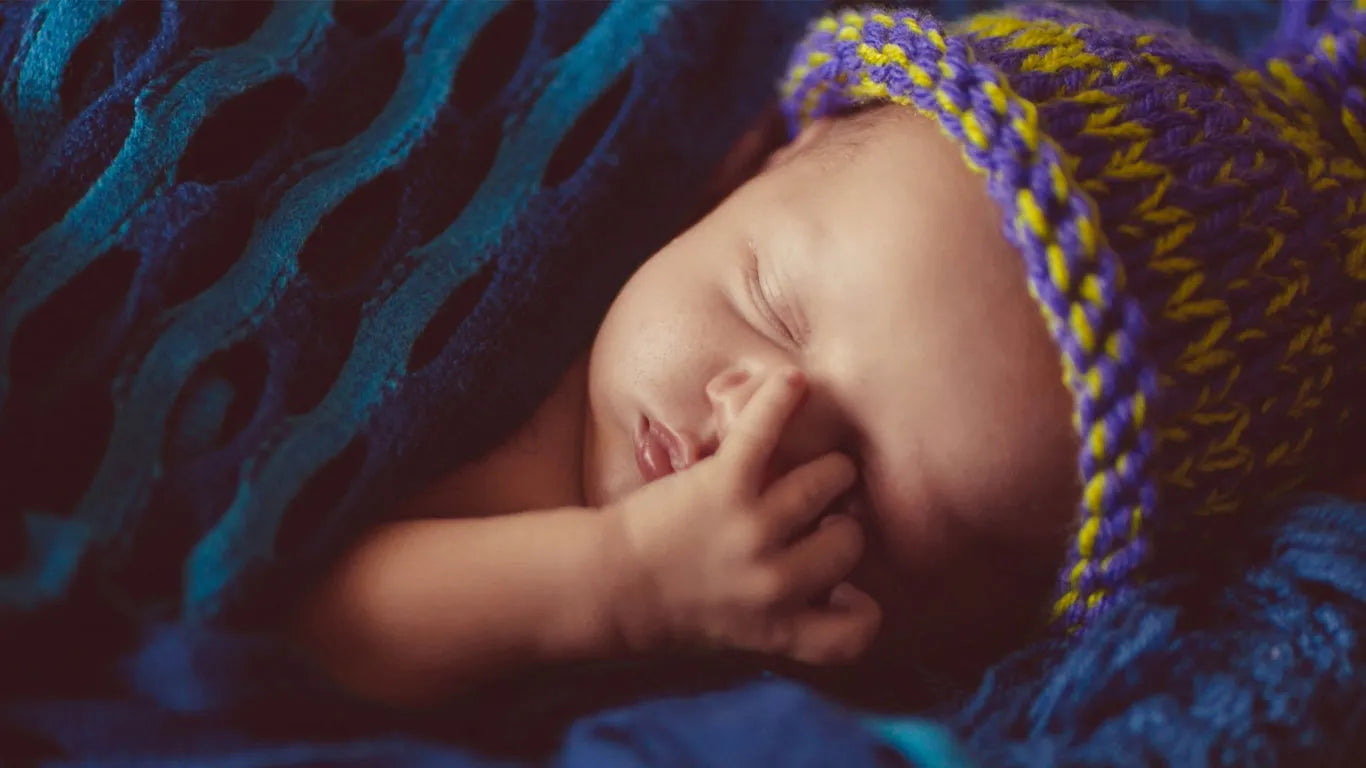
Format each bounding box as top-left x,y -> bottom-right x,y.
604,370 -> 881,665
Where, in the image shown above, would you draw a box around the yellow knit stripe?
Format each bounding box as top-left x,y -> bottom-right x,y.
1266,58 -> 1331,123
960,12 -> 1033,41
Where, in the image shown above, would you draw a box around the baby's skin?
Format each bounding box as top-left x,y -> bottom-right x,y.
295,105 -> 1082,706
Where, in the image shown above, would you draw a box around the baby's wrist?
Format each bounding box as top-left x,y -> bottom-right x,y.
595,500 -> 670,656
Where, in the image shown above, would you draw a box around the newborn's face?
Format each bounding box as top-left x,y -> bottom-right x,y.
584,105 -> 1079,633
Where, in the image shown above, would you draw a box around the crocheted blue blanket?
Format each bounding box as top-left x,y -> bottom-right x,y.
4,1 -> 1365,766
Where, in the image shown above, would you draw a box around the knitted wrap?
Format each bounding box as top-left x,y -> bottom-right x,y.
781,3 -> 1366,631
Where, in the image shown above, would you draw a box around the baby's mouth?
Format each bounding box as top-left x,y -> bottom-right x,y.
635,416 -> 680,483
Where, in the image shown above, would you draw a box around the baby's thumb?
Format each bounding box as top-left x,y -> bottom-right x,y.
785,583 -> 882,665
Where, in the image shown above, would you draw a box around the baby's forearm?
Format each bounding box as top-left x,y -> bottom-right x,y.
293,507 -> 640,706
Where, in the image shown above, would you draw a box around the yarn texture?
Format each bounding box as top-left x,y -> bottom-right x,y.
944,495 -> 1366,766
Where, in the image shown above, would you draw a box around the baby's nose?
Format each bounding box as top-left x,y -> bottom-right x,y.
704,365 -> 757,440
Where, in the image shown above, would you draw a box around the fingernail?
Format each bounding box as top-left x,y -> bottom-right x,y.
830,583 -> 856,608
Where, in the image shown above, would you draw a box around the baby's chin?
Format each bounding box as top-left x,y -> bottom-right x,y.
585,448 -> 648,508
579,417 -> 635,509
582,473 -> 634,511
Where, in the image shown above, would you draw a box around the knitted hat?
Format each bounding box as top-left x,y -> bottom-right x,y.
780,3 -> 1366,632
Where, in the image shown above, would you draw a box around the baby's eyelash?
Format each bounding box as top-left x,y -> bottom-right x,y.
745,252 -> 798,345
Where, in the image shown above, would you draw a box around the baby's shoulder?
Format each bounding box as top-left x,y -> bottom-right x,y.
396,356 -> 588,519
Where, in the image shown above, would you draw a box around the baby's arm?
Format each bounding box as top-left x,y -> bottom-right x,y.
294,370 -> 879,706
293,507 -> 636,706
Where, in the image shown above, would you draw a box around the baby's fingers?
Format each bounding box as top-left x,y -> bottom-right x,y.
719,369 -> 806,492
760,452 -> 857,542
771,513 -> 864,601
783,584 -> 882,665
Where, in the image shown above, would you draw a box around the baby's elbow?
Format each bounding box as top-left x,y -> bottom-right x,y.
291,573 -> 448,708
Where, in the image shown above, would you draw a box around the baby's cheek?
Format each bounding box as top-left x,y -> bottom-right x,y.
858,424 -> 1075,589
854,498 -> 1062,661
931,378 -> 1079,546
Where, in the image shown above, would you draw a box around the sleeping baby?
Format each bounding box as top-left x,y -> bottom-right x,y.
295,3 -> 1366,705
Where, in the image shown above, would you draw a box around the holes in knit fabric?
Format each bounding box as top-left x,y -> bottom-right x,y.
274,434 -> 368,556
542,67 -> 633,187
407,258 -> 497,373
301,37 -> 404,153
282,299 -> 361,416
540,0 -> 609,57
11,247 -> 140,385
6,246 -> 138,516
2,374 -> 114,518
0,107 -> 16,201
119,478 -> 202,607
177,76 -> 307,185
298,170 -> 402,292
333,0 -> 402,36
452,0 -> 535,115
192,0 -> 275,49
60,0 -> 162,122
160,194 -> 255,308
164,341 -> 269,460
414,117 -> 500,245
